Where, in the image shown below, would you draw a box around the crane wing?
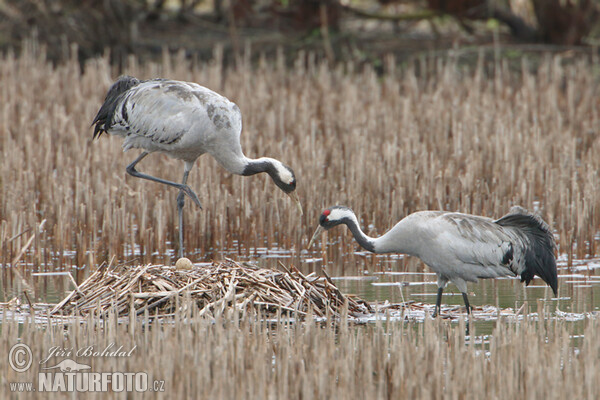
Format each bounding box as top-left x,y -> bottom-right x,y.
433,213 -> 518,277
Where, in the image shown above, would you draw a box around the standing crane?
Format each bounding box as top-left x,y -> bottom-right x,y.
308,205 -> 557,317
92,76 -> 302,258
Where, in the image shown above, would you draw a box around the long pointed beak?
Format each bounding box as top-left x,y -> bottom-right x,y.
287,192 -> 303,215
308,225 -> 325,249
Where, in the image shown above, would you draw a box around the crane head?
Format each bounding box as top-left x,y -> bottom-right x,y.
243,158 -> 302,214
308,206 -> 355,248
266,161 -> 302,215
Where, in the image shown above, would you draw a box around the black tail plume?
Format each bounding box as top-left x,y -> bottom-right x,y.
91,75 -> 140,139
495,206 -> 558,296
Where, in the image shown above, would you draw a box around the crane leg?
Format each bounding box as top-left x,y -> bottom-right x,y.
125,152 -> 203,209
176,169 -> 191,259
462,292 -> 472,336
461,292 -> 472,315
433,287 -> 443,318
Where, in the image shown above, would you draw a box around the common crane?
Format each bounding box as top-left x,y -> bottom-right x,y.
92,76 -> 302,258
308,205 -> 557,316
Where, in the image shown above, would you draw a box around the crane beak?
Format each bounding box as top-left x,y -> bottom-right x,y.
308,225 -> 325,249
287,192 -> 303,215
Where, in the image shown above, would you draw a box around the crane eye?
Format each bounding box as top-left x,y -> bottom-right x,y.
319,212 -> 329,225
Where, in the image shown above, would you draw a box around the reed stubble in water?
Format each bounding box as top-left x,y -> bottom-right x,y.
1,305 -> 599,399
0,43 -> 599,278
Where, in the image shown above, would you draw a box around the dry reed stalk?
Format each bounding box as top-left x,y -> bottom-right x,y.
0,42 -> 598,281
50,260 -> 372,318
1,300 -> 599,399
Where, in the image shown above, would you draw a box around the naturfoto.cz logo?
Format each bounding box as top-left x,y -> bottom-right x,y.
8,343 -> 165,393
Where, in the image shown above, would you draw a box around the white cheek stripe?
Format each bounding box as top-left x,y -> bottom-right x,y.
328,208 -> 352,222
275,165 -> 294,185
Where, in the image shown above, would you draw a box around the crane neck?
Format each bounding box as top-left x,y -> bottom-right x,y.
209,151 -> 271,176
243,157 -> 296,193
341,211 -> 420,256
343,215 -> 376,253
212,152 -> 296,194
241,157 -> 275,177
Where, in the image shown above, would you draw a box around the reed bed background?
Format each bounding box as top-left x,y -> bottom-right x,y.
0,40 -> 599,279
1,306 -> 599,399
1,41 -> 600,399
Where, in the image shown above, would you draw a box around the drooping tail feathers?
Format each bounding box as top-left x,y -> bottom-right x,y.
495,206 -> 558,296
92,75 -> 140,139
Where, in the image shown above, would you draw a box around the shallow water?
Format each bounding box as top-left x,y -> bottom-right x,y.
2,242 -> 599,337
217,245 -> 600,336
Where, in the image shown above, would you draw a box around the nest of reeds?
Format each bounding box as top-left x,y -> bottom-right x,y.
51,260 -> 373,318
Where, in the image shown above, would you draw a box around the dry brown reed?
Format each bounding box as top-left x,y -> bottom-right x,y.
50,260 -> 372,318
1,41 -> 599,280
1,303 -> 599,399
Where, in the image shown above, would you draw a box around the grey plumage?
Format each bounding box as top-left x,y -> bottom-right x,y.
92,75 -> 302,258
309,205 -> 558,316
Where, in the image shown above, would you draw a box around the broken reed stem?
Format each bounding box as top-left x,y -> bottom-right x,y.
51,260 -> 372,319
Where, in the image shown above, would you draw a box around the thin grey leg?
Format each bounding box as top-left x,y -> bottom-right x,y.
125,152 -> 202,208
462,292 -> 472,336
177,169 -> 191,259
461,292 -> 472,315
433,287 -> 443,318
